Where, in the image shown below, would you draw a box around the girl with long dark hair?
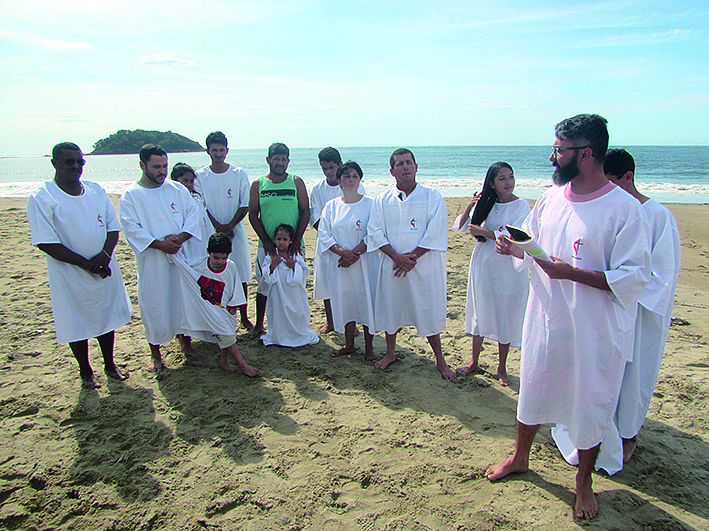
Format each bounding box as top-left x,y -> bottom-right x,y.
453,162 -> 530,385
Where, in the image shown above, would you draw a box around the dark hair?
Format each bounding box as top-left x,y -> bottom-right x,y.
52,142 -> 81,159
318,147 -> 341,164
170,162 -> 195,181
470,162 -> 514,243
208,232 -> 232,254
554,114 -> 609,163
274,223 -> 295,240
604,148 -> 635,177
268,142 -> 289,158
336,160 -> 363,180
389,148 -> 416,169
139,143 -> 167,163
206,131 -> 228,149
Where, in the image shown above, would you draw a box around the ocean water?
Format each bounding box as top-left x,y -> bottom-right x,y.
1,146 -> 708,203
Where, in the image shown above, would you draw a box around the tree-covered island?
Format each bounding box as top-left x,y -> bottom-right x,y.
90,129 -> 203,155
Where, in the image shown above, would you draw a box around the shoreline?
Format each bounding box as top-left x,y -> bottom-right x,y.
0,195 -> 707,530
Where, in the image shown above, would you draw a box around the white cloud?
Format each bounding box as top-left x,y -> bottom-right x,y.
138,53 -> 198,67
34,39 -> 93,50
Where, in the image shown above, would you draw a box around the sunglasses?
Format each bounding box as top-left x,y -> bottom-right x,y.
64,158 -> 86,167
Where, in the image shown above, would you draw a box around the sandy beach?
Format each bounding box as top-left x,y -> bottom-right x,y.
0,195 -> 707,531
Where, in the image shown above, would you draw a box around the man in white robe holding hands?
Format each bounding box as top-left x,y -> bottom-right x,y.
367,148 -> 456,381
120,144 -> 200,372
27,142 -> 132,389
487,115 -> 652,520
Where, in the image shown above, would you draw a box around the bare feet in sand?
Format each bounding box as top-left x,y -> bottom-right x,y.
437,361 -> 457,381
146,359 -> 164,373
375,352 -> 397,369
575,475 -> 599,520
247,326 -> 266,339
364,348 -> 376,362
622,436 -> 637,463
240,317 -> 254,332
485,456 -> 529,481
498,369 -> 511,386
457,362 -> 479,376
318,323 -> 335,334
220,360 -> 260,378
331,346 -> 355,358
177,334 -> 203,360
105,366 -> 129,381
81,374 -> 101,389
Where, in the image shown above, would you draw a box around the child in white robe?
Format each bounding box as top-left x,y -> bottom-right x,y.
260,224 -> 319,347
453,162 -> 530,386
170,162 -> 213,260
169,233 -> 259,376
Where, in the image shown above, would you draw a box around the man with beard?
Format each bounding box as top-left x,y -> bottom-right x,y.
247,142 -> 310,338
120,144 -> 200,371
486,115 -> 651,520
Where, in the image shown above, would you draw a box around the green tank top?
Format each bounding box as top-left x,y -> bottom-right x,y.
258,174 -> 301,247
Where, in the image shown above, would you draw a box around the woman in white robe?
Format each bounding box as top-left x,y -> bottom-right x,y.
453,162 -> 530,386
318,161 -> 376,361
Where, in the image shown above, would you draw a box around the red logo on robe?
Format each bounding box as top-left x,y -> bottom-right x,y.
171,202 -> 177,212
356,219 -> 361,229
410,218 -> 417,229
227,188 -> 232,197
197,276 -> 226,306
573,238 -> 583,255
97,214 -> 103,226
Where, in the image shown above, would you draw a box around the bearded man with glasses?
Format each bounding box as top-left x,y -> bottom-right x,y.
487,115 -> 652,520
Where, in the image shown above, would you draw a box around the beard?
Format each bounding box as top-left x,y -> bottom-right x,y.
552,156 -> 579,186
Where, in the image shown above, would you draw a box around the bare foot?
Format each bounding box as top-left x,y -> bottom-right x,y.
146,359 -> 165,373
498,369 -> 511,386
105,366 -> 129,381
331,346 -> 355,358
438,361 -> 457,381
575,477 -> 599,520
375,352 -> 397,370
181,344 -> 203,360
81,375 -> 101,389
485,456 -> 529,481
220,361 -> 238,372
247,326 -> 266,339
240,317 -> 254,332
318,323 -> 335,334
622,436 -> 637,463
239,363 -> 260,378
364,349 -> 376,362
457,362 -> 478,376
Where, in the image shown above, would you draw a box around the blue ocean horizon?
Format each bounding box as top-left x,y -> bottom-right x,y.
1,145 -> 708,203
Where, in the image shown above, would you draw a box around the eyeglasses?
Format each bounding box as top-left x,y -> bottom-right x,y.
64,158 -> 86,167
551,146 -> 590,156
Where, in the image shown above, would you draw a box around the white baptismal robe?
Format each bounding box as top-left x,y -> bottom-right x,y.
517,183 -> 651,450
367,184 -> 448,337
180,193 -> 212,260
195,165 -> 252,281
553,198 -> 680,473
318,195 -> 377,333
27,180 -> 132,344
310,180 -> 366,300
120,180 -> 200,345
261,254 -> 319,347
452,198 -> 530,346
167,254 -> 244,344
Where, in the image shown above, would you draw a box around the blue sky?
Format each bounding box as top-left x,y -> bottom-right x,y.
1,0 -> 708,156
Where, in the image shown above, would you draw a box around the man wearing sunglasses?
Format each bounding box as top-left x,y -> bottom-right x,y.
27,142 -> 132,389
489,115 -> 652,520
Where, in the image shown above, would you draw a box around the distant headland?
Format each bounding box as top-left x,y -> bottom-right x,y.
90,129 -> 203,155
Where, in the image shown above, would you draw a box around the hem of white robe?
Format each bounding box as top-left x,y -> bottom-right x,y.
55,315 -> 131,344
